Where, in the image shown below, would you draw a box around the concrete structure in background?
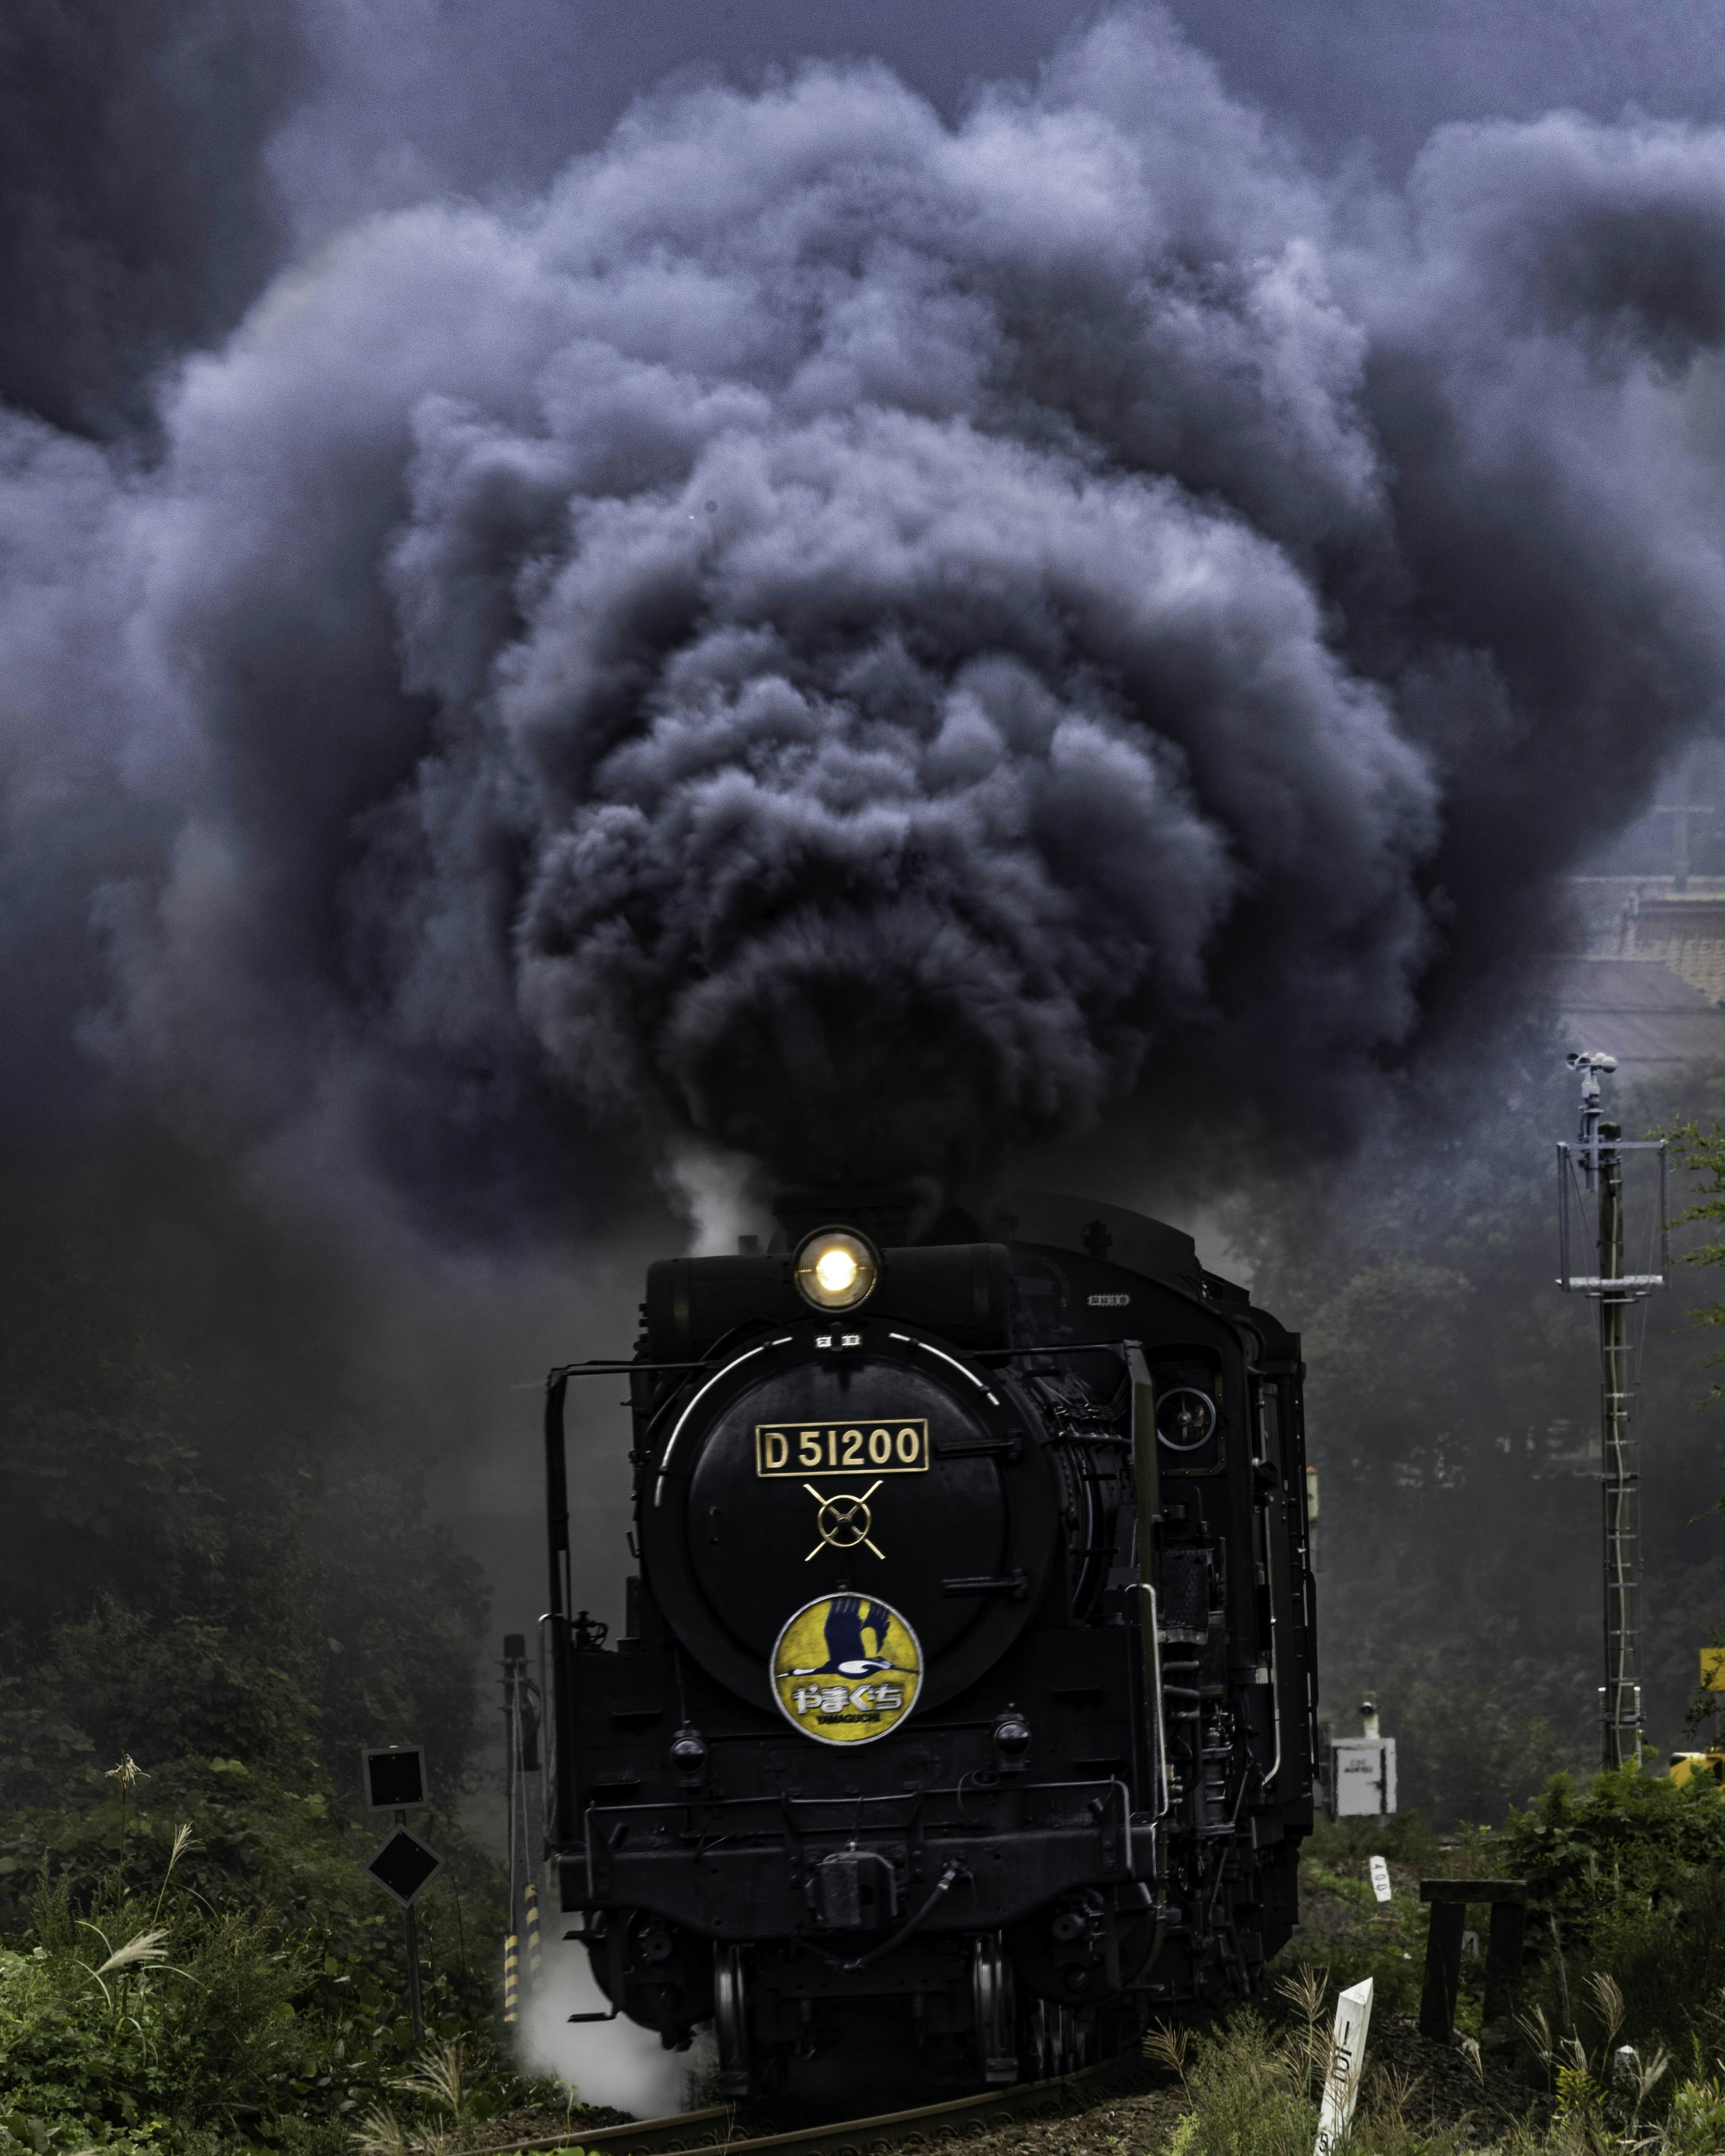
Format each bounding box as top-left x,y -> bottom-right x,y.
1561,877 -> 1725,1071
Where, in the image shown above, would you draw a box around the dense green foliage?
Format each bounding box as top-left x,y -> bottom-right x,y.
1504,1766 -> 1725,2081
0,1789 -> 520,2155
1278,1811 -> 1456,2017
0,1781 -> 531,2155
0,1129 -> 490,1817
1268,1776 -> 1725,2149
0,1129 -> 528,2150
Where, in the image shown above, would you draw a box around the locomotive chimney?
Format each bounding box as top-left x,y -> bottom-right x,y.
770,1178 -> 935,1249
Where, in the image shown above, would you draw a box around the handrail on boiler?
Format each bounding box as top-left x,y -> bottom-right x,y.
1262,1502 -> 1283,1793
1124,1343 -> 1172,1833
1139,1583 -> 1172,1827
1253,1377 -> 1284,1795
544,1372 -> 576,1848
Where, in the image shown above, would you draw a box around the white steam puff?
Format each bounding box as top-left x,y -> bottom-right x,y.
9,13 -> 1725,1203
520,1937 -> 709,2115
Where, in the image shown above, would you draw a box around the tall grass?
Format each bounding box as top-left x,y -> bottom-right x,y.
1150,1971 -> 1725,2156
1150,1972 -> 1488,2156
0,1780 -> 543,2156
1505,1767 -> 1725,2090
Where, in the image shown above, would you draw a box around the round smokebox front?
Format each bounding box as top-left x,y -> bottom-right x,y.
644,1332 -> 1053,1714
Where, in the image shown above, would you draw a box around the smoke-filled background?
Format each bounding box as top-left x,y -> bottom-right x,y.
5,0 -> 1725,2012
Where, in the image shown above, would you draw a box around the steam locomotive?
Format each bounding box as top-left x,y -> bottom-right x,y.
540,1188 -> 1317,2095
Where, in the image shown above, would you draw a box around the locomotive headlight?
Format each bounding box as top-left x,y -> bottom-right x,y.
793,1226 -> 880,1311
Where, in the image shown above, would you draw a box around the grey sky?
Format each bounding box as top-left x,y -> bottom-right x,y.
273,0 -> 1725,250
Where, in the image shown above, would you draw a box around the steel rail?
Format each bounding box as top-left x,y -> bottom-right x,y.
467,2050 -> 1159,2156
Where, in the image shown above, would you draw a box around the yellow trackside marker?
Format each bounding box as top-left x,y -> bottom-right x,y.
524,1881 -> 543,1993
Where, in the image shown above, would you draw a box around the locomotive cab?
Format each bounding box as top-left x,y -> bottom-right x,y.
540,1190 -> 1316,2097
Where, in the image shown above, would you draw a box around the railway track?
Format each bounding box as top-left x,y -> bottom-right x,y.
483,2051 -> 1165,2156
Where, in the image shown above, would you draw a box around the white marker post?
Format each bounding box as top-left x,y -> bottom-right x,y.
1314,1977 -> 1374,2156
1368,1855 -> 1392,1904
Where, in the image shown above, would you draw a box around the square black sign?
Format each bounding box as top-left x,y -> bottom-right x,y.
366,1826 -> 442,1907
362,1745 -> 425,1810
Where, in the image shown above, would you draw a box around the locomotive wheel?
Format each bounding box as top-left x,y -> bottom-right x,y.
1030,1998 -> 1094,2078
714,1943 -> 751,2098
971,1932 -> 1018,2086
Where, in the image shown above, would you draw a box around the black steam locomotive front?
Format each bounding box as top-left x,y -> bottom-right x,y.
542,1190 -> 1316,2094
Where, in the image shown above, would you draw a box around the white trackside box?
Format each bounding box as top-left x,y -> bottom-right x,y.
1330,1737 -> 1397,1817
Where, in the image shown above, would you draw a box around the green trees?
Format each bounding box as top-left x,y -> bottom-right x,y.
1224,1045 -> 1725,1823
0,1125 -> 510,2148
1502,1765 -> 1725,2097
0,1124 -> 490,1821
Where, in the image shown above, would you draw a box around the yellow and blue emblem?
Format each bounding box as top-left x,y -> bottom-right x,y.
770,1594 -> 922,1745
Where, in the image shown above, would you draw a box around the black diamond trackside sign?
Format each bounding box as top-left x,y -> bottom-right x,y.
366,1825 -> 442,1906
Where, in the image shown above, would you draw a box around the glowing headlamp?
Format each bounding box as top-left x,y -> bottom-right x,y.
793,1226 -> 880,1312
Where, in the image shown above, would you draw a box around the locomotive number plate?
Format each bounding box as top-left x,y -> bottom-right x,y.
756,1420 -> 929,1476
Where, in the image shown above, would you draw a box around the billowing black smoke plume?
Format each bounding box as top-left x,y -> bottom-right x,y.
11,11 -> 1725,1212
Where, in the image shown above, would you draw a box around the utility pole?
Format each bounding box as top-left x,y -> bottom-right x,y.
1556,1054 -> 1668,1770
1590,1072 -> 1637,1772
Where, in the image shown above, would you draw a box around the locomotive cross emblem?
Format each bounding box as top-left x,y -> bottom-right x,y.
804,1481 -> 884,1561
